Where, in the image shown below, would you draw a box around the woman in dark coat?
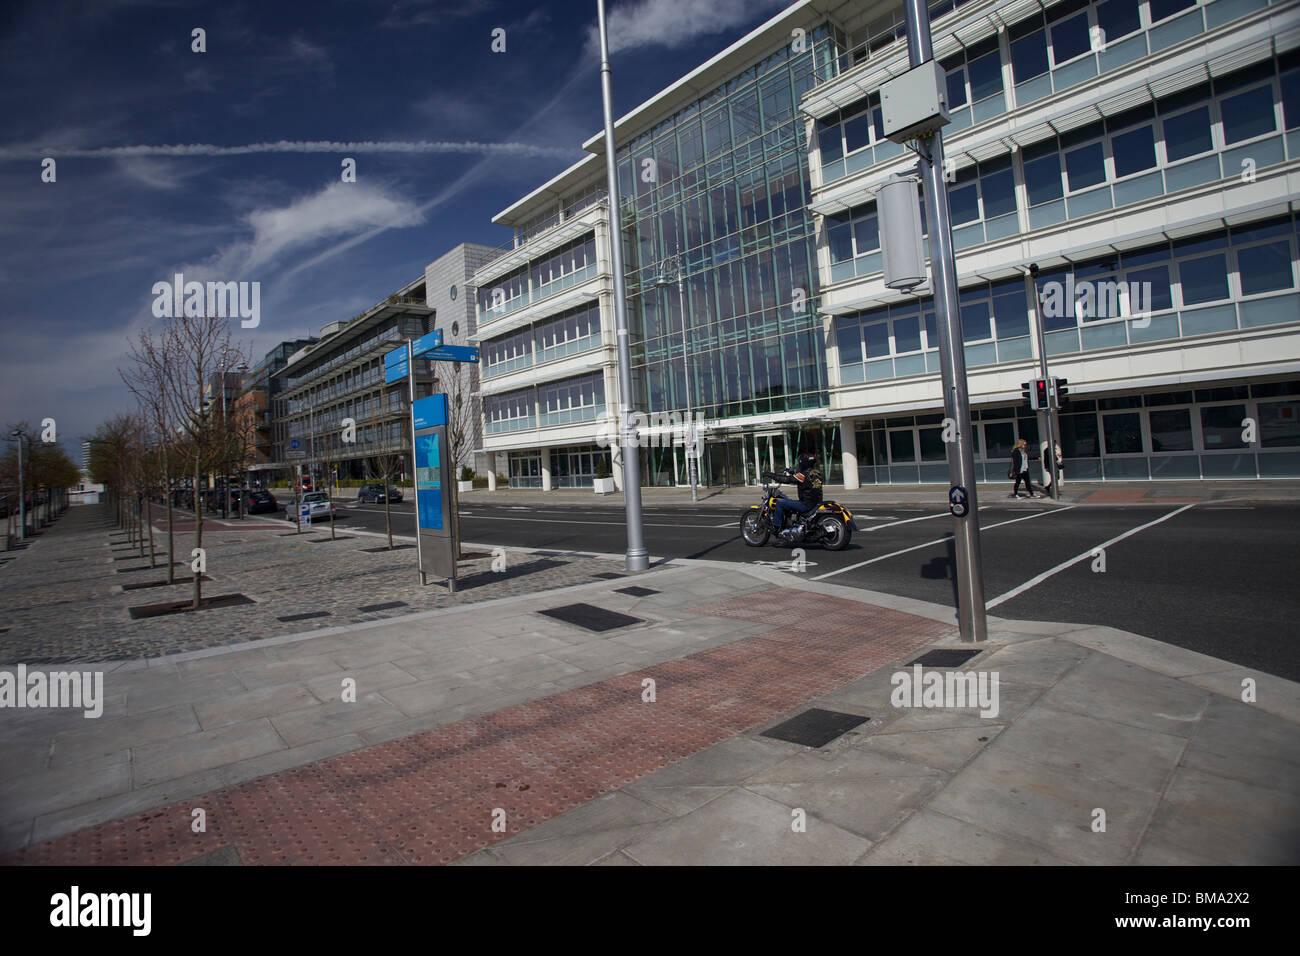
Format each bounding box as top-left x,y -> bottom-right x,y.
1010,439 -> 1038,498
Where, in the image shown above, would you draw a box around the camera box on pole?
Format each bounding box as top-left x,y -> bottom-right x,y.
878,175 -> 928,292
880,60 -> 949,143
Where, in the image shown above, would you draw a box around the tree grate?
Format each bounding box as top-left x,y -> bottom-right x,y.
907,649 -> 983,668
614,586 -> 659,597
538,603 -> 643,632
760,708 -> 869,748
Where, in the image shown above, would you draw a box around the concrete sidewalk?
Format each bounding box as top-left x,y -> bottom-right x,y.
2,555 -> 1296,865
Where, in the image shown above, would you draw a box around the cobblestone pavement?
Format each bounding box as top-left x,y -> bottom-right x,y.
0,504 -> 642,664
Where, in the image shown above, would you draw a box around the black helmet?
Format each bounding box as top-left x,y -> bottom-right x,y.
797,453 -> 817,472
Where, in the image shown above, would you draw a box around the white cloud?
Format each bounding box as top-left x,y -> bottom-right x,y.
235,180 -> 425,273
591,0 -> 791,55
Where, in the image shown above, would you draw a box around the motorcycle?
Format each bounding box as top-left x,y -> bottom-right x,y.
739,471 -> 857,551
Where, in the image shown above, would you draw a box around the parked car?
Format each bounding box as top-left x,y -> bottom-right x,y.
286,491 -> 334,520
357,483 -> 403,503
246,490 -> 278,514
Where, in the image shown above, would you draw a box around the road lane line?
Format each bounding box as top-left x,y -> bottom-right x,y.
811,507 -> 1074,581
987,503 -> 1197,609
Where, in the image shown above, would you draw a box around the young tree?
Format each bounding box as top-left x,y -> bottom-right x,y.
157,312 -> 248,610
432,360 -> 480,559
122,330 -> 180,578
367,402 -> 406,550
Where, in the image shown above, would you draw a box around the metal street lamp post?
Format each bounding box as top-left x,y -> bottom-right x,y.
9,429 -> 25,541
597,0 -> 649,572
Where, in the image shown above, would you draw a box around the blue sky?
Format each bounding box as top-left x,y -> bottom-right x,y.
0,0 -> 794,460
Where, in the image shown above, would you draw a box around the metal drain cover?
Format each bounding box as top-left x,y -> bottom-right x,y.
360,545 -> 415,553
761,708 -> 868,748
907,649 -> 982,668
358,601 -> 407,613
614,586 -> 659,597
128,593 -> 255,619
278,611 -> 332,623
590,572 -> 626,580
538,603 -> 643,632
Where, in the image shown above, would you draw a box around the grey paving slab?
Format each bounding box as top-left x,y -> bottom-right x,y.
131,718 -> 287,788
1036,653 -> 1210,737
193,683 -> 319,730
217,734 -> 369,789
122,671 -> 248,716
744,748 -> 948,843
862,808 -> 1075,865
304,660 -> 419,703
621,788 -> 874,866
27,768 -> 230,849
991,705 -> 1188,793
857,722 -> 1005,773
1140,765 -> 1300,865
232,653 -> 347,690
925,748 -> 1160,865
1178,668 -> 1300,723
0,751 -> 132,825
48,703 -> 201,766
267,692 -> 408,749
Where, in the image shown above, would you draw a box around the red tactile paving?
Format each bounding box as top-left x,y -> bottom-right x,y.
4,588 -> 950,866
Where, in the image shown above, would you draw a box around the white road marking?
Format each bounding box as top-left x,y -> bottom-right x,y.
811,507 -> 1073,581
987,503 -> 1197,609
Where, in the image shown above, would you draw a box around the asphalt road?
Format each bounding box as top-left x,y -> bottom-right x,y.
324,497 -> 1300,682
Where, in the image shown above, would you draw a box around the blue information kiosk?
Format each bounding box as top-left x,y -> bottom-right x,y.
386,332 -> 480,590
411,394 -> 456,589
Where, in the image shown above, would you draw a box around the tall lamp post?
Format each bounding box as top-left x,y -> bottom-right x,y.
597,0 -> 649,572
655,253 -> 697,501
9,428 -> 26,541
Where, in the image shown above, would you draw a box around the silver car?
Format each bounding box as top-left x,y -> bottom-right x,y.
288,491 -> 335,519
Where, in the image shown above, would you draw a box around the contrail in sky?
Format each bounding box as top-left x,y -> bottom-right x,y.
0,139 -> 577,160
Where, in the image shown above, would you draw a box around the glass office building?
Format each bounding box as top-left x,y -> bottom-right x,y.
478,0 -> 1300,489
809,0 -> 1300,484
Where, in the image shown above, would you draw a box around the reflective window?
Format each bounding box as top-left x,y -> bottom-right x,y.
1149,408 -> 1193,452
1050,10 -> 1092,66
1259,401 -> 1300,447
1103,412 -> 1143,454
1009,16 -> 1049,84
1096,0 -> 1140,41
1148,0 -> 1196,23
1221,85 -> 1276,145
1237,241 -> 1294,296
1200,404 -> 1249,450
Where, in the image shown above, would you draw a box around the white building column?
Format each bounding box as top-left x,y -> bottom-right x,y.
840,418 -> 860,490
540,446 -> 552,491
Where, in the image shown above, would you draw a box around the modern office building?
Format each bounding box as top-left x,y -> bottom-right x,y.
276,243 -> 500,485
476,0 -> 1300,488
247,337 -> 317,482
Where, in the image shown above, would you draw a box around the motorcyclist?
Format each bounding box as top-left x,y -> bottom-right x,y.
773,453 -> 823,532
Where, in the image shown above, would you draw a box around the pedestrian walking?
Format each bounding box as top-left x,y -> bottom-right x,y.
1009,439 -> 1038,498
1040,440 -> 1063,490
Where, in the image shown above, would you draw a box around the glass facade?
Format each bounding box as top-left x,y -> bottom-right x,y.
616,27 -> 833,425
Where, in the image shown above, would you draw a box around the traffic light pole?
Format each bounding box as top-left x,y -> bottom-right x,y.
1027,265 -> 1060,499
903,0 -> 986,644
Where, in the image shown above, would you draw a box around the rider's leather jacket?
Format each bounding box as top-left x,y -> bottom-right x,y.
780,467 -> 824,509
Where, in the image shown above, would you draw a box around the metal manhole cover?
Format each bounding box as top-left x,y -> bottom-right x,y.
358,601 -> 407,613
278,611 -> 332,623
760,708 -> 868,748
907,649 -> 982,668
538,603 -> 643,632
614,586 -> 659,597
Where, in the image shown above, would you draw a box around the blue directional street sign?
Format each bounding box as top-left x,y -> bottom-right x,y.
411,329 -> 444,358
423,345 -> 480,363
384,344 -> 407,368
384,359 -> 409,384
290,439 -> 300,450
